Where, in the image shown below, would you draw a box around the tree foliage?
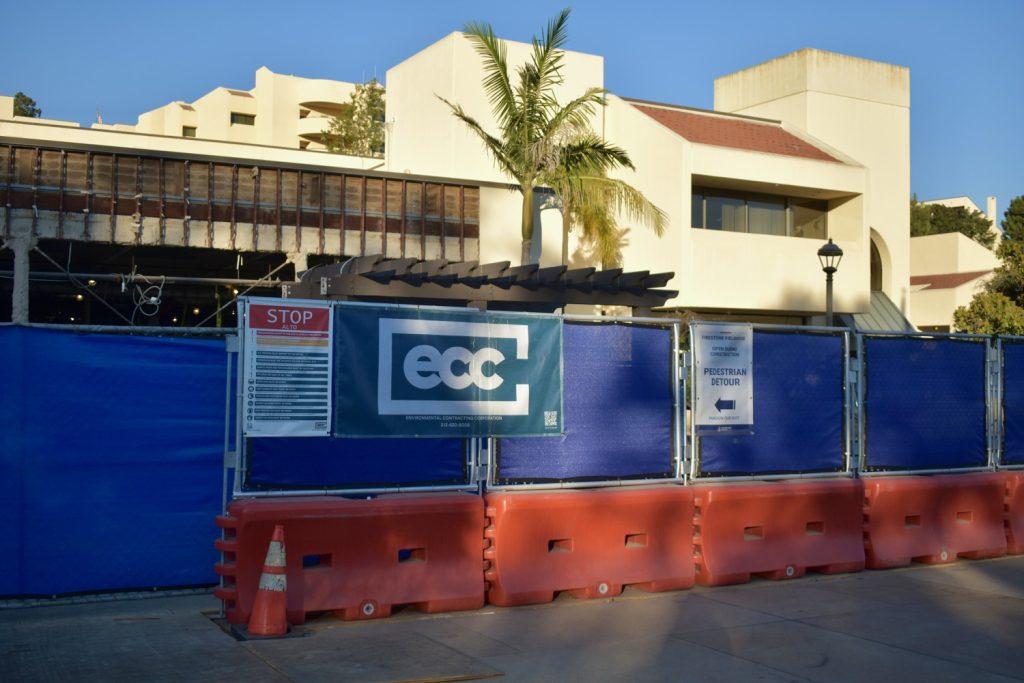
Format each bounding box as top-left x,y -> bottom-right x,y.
953,292 -> 1024,335
547,155 -> 666,267
439,9 -> 661,264
953,195 -> 1024,334
985,239 -> 1024,303
909,197 -> 996,248
1002,195 -> 1024,242
322,79 -> 385,158
13,92 -> 41,118
910,196 -> 931,236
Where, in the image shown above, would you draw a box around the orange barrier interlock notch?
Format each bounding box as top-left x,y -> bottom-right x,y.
690,479 -> 865,587
247,524 -> 289,638
863,473 -> 1006,569
1000,472 -> 1024,555
484,486 -> 694,607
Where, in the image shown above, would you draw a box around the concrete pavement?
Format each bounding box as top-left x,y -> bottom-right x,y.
3,555 -> 1024,682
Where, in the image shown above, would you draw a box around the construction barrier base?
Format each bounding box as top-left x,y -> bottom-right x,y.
691,479 -> 865,587
484,486 -> 694,607
1003,471 -> 1024,555
214,493 -> 485,624
863,473 -> 1007,569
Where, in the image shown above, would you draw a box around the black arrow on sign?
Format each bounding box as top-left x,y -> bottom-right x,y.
715,398 -> 736,412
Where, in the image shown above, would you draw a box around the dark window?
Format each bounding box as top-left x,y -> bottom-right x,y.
182,126 -> 197,138
706,195 -> 746,232
748,198 -> 786,236
692,186 -> 828,239
691,193 -> 704,228
230,112 -> 255,126
791,198 -> 828,239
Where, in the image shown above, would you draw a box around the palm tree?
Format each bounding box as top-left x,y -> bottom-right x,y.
440,9 -> 651,264
545,133 -> 667,267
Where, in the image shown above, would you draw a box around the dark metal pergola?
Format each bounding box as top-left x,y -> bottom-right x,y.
283,255 -> 677,313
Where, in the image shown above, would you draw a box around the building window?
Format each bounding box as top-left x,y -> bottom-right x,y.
230,112 -> 255,126
692,186 -> 827,239
706,195 -> 746,232
182,126 -> 197,138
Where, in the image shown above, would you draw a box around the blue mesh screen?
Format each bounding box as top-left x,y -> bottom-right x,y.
0,327 -> 226,597
697,330 -> 846,476
246,437 -> 467,488
863,336 -> 988,470
496,322 -> 674,483
1002,341 -> 1024,464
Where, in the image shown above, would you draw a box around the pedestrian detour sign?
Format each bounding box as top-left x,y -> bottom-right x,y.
693,322 -> 753,434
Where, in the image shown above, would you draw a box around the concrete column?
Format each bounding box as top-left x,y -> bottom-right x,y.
8,232 -> 38,324
988,196 -> 998,229
286,251 -> 309,276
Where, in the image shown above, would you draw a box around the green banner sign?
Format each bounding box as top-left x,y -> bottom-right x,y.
333,304 -> 563,437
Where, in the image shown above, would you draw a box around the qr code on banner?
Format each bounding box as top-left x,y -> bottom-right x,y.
544,410 -> 558,427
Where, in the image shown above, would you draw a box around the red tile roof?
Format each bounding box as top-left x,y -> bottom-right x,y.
910,270 -> 992,290
630,103 -> 841,163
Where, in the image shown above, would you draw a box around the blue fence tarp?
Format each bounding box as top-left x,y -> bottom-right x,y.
0,327 -> 227,597
1002,341 -> 1024,465
496,322 -> 675,482
863,336 -> 988,470
697,331 -> 846,476
246,437 -> 466,488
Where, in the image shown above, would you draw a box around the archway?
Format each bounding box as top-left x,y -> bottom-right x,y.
869,229 -> 892,296
870,240 -> 883,291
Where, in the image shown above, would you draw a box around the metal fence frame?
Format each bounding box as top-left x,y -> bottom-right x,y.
857,330 -> 997,476
485,314 -> 685,491
687,322 -> 855,481
996,336 -> 1024,471
229,299 -> 500,499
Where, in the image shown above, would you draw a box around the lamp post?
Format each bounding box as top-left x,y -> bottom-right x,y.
817,238 -> 843,327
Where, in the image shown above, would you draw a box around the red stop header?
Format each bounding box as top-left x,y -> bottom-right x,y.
249,304 -> 330,332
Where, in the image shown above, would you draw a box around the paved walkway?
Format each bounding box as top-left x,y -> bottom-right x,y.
4,556 -> 1024,682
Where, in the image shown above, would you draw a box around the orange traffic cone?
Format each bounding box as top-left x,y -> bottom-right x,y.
247,524 -> 288,637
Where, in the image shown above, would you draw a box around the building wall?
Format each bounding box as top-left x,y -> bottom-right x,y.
908,232 -> 998,330
911,279 -> 989,330
910,232 -> 999,276
600,95 -> 868,314
92,69 -> 355,151
3,38 -> 914,321
386,32 -> 604,185
715,49 -> 911,316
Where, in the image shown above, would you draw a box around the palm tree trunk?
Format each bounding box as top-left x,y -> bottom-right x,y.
560,199 -> 571,266
521,185 -> 535,265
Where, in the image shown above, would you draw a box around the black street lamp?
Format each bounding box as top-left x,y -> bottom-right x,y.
817,238 -> 843,327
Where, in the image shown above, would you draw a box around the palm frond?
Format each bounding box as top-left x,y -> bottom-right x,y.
572,174 -> 667,235
436,95 -> 520,181
555,133 -> 635,175
540,88 -> 606,142
531,8 -> 572,93
462,21 -> 517,135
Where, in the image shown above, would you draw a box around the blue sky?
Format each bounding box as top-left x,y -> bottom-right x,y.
4,0 -> 1021,218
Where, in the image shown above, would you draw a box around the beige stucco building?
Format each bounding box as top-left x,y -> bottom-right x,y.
91,68 -> 356,151
909,231 -> 999,331
1,33 -> 916,327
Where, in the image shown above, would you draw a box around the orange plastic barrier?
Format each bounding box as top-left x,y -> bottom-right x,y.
863,473 -> 1006,569
1003,472 -> 1024,555
483,486 -> 694,606
214,493 -> 485,623
690,479 -> 865,587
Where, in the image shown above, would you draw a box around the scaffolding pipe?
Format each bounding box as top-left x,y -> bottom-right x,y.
0,271 -> 288,288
